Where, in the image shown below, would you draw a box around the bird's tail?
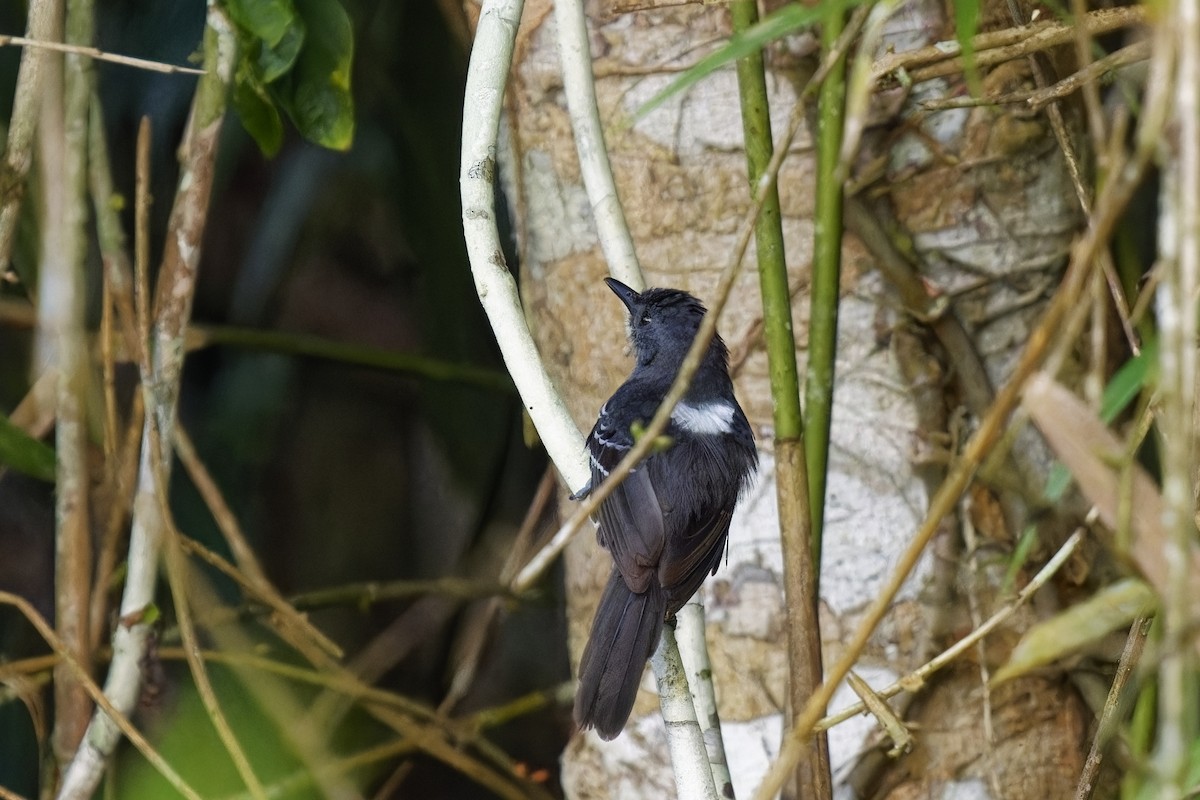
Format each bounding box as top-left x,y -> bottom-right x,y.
574,570 -> 665,740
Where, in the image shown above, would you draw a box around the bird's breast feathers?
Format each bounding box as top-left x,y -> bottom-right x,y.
670,400 -> 736,436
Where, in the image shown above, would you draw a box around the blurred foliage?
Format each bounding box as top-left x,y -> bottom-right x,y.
0,0 -> 563,797
994,578 -> 1156,684
0,409 -> 55,481
225,0 -> 356,155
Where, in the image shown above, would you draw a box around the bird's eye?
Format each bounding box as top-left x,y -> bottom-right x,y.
641,315 -> 651,325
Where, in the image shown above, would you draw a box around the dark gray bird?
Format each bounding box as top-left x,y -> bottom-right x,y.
573,278 -> 758,740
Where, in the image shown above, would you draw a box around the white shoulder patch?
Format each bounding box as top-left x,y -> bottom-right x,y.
671,401 -> 735,435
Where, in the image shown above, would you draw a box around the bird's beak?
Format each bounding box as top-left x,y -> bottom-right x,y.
604,278 -> 641,312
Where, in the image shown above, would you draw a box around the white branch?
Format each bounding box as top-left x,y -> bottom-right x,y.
552,0 -> 641,288
460,0 -> 589,493
651,624 -> 720,800
677,601 -> 735,797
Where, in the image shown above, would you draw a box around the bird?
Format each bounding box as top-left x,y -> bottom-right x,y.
573,277 -> 758,740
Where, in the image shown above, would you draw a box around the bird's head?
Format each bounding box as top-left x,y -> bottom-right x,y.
604,278 -> 727,370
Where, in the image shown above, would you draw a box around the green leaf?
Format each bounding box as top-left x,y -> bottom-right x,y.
630,0 -> 865,124
1100,337 -> 1157,424
0,411 -> 55,482
233,65 -> 284,156
1001,523 -> 1038,593
257,15 -> 306,83
1043,463 -> 1071,503
993,578 -> 1156,684
277,0 -> 355,151
953,0 -> 982,96
223,0 -> 299,48
1041,340 -> 1157,502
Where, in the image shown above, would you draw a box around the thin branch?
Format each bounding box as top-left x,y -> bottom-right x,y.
813,528 -> 1082,732
676,602 -> 734,796
961,498 -> 1001,798
460,0 -> 589,493
916,42 -> 1148,114
0,0 -> 56,275
1074,616 -> 1151,800
871,6 -> 1147,84
162,515 -> 268,799
552,0 -> 641,287
172,424 -> 343,662
0,591 -> 203,800
0,33 -> 205,75
188,324 -> 514,391
173,531 -> 343,660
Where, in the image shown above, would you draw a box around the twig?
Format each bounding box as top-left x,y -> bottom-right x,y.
918,41 -> 1149,112
161,504 -> 267,798
0,783 -> 31,800
0,33 -> 205,75
460,0 -> 590,493
814,528 -> 1083,732
961,498 -> 1001,798
154,646 -> 434,718
172,423 -> 343,662
38,0 -> 95,763
0,0 -> 56,276
439,467 -> 558,714
676,602 -> 734,796
0,591 -> 203,800
55,7 -> 237,796
1074,616 -> 1151,800
187,325 -> 514,391
88,386 -> 143,649
173,532 -> 343,660
871,6 -> 1147,84
998,0 -> 1138,361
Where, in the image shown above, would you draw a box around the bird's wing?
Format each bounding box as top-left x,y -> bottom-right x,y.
649,434 -> 744,611
657,505 -> 732,611
586,398 -> 666,595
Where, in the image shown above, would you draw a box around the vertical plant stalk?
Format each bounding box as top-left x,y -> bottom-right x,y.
649,625 -> 719,800
1154,0 -> 1198,788
676,602 -> 733,796
36,0 -> 94,764
805,0 -> 847,561
0,0 -> 56,274
552,0 -> 641,288
55,7 -> 236,797
728,2 -> 829,797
